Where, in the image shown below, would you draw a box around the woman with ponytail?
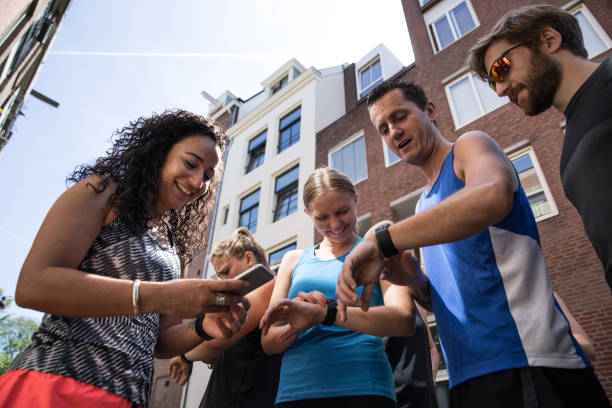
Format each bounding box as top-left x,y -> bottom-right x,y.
169,228 -> 282,408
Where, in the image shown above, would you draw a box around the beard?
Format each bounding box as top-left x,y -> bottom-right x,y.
522,49 -> 562,116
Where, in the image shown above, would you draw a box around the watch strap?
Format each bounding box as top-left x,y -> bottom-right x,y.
375,223 -> 399,258
322,299 -> 338,326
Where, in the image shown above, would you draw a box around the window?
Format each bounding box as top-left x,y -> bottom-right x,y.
272,76 -> 288,94
330,134 -> 368,184
278,107 -> 301,153
239,189 -> 260,232
510,148 -> 557,221
268,242 -> 297,267
221,206 -> 229,225
570,5 -> 611,59
359,58 -> 383,98
382,139 -> 401,167
0,1 -> 36,53
446,72 -> 507,128
428,1 -> 477,52
245,130 -> 266,173
274,166 -> 299,222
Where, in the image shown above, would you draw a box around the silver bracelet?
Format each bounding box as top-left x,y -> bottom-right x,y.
132,279 -> 141,315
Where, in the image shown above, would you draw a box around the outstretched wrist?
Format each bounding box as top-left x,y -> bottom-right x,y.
138,281 -> 162,314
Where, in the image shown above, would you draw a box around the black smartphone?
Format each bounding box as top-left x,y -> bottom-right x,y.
231,263 -> 275,296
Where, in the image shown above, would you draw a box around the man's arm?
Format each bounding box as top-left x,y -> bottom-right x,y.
389,131 -> 518,251
337,131 -> 518,315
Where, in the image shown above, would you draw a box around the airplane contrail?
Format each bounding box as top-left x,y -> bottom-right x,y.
50,51 -> 286,60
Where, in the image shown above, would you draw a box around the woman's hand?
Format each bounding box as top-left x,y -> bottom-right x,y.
295,290 -> 327,305
168,356 -> 193,386
202,300 -> 251,339
259,299 -> 326,342
142,278 -> 250,318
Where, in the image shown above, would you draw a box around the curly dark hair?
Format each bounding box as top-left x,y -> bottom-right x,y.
68,109 -> 228,263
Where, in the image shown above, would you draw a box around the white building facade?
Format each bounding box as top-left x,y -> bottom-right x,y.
181,58 -> 346,408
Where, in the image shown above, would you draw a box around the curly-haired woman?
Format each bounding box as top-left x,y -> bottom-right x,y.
0,110 -> 250,407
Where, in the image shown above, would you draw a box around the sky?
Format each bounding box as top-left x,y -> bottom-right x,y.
0,0 -> 414,321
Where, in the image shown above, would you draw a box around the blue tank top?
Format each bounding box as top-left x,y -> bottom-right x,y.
275,239 -> 396,403
417,147 -> 588,389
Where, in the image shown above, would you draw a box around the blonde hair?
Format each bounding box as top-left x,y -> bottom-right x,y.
303,167 -> 356,210
209,227 -> 268,266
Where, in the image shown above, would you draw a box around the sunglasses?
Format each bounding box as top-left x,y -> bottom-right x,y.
488,39 -> 532,91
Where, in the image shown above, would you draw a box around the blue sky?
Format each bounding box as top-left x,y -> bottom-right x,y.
0,0 -> 413,320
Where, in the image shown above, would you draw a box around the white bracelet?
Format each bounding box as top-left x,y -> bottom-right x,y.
132,279 -> 141,315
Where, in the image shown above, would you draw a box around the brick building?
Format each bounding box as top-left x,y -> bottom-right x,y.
316,0 -> 612,402
0,0 -> 71,154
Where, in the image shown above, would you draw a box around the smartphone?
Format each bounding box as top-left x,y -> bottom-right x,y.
231,263 -> 275,296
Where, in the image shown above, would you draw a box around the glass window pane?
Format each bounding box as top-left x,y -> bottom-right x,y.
434,16 -> 455,49
474,75 -> 507,113
240,189 -> 260,212
354,137 -> 367,182
574,11 -> 607,58
269,243 -> 297,265
240,206 -> 258,232
450,2 -> 475,37
511,154 -> 534,173
371,60 -> 382,81
361,67 -> 371,90
275,166 -> 299,192
449,77 -> 481,126
387,145 -> 401,165
331,149 -> 343,173
331,137 -> 367,184
280,107 -> 301,129
249,131 -> 267,151
275,187 -> 298,221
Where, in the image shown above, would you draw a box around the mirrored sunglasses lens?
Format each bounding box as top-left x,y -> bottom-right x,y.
491,57 -> 511,82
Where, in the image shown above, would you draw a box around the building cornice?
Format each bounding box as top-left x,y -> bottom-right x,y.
226,66 -> 321,138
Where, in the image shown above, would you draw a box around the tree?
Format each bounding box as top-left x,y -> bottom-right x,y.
0,289 -> 39,375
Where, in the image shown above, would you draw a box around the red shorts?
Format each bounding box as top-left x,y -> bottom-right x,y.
0,369 -> 137,408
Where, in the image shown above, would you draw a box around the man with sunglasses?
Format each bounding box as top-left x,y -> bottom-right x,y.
335,79 -> 610,408
468,5 -> 612,293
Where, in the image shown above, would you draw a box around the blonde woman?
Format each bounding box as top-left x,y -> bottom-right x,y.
260,167 -> 415,408
169,228 -> 281,408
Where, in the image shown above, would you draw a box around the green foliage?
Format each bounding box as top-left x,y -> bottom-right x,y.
0,289 -> 39,375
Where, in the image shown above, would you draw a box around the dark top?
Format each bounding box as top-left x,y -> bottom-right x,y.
200,327 -> 282,408
562,56 -> 612,292
384,311 -> 438,408
9,219 -> 180,407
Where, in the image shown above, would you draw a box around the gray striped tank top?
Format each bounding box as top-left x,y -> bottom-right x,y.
10,219 -> 180,407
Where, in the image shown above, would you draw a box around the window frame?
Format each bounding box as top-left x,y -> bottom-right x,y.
567,3 -> 612,59
358,57 -> 383,99
328,130 -> 369,185
273,165 -> 300,222
445,71 -> 508,129
426,0 -> 479,53
238,188 -> 261,233
278,106 -> 301,153
508,145 -> 559,223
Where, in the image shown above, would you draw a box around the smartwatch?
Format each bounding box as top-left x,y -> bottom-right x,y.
322,299 -> 338,326
375,223 -> 399,258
